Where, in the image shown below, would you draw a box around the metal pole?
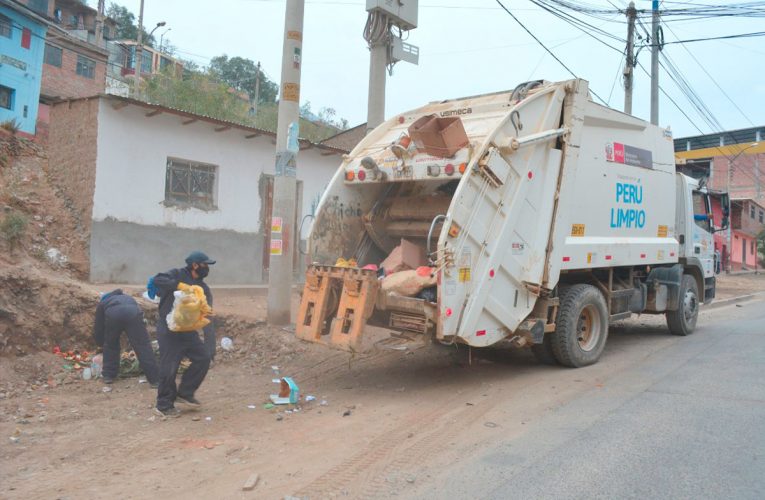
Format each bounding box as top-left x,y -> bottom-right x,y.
623,1 -> 636,115
134,0 -> 145,98
253,61 -> 261,116
366,42 -> 387,133
650,0 -> 660,125
267,0 -> 304,326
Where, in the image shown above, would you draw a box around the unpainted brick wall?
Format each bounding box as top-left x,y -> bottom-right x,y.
47,98 -> 99,242
41,47 -> 106,99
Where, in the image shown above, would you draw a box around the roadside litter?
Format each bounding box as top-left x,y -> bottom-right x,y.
167,283 -> 212,332
270,377 -> 300,405
221,337 -> 234,351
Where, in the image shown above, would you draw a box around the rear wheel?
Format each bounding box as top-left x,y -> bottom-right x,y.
551,284 -> 609,368
666,274 -> 699,336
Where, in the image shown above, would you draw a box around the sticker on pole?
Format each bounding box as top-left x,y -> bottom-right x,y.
571,224 -> 586,237
271,217 -> 283,234
270,239 -> 283,256
282,83 -> 300,102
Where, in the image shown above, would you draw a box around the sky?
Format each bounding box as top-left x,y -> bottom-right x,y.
98,0 -> 764,138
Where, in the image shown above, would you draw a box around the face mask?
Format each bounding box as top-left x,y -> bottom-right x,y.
196,265 -> 209,278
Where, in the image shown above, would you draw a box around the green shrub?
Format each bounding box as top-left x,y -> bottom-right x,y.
1,211 -> 28,252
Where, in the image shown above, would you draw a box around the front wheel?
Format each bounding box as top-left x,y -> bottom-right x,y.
551,284 -> 609,368
666,274 -> 699,336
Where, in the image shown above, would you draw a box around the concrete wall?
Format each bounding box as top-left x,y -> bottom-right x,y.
88,97 -> 341,284
0,5 -> 46,134
90,219 -> 264,284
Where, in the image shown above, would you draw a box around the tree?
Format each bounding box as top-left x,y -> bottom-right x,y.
208,55 -> 278,104
106,3 -> 155,46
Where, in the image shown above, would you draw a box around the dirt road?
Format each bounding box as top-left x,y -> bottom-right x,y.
2,275 -> 764,499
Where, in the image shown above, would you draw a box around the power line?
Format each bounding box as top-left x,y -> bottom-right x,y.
494,0 -> 610,105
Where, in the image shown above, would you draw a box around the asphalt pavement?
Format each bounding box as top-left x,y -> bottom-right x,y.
417,300 -> 765,500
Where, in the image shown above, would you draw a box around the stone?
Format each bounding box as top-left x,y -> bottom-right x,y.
242,473 -> 260,491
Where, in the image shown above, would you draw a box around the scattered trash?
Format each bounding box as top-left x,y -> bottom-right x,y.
270,377 -> 300,405
271,365 -> 280,373
138,377 -> 148,384
263,403 -> 275,410
9,436 -> 19,443
148,416 -> 157,422
82,367 -> 92,380
221,337 -> 234,351
305,395 -> 316,402
205,416 -> 212,421
484,421 -> 498,428
242,473 -> 260,491
191,416 -> 201,422
102,386 -> 112,393
247,405 -> 257,409
406,475 -> 417,484
320,400 -> 328,406
276,414 -> 284,421
343,410 -> 352,417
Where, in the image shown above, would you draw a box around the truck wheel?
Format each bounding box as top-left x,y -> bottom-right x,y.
666,274 -> 699,336
551,284 -> 609,368
531,337 -> 558,365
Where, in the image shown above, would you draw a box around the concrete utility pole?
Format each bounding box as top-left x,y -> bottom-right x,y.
95,0 -> 105,46
267,0 -> 304,326
134,0 -> 145,98
367,41 -> 387,133
623,1 -> 637,115
650,0 -> 660,125
253,61 -> 262,116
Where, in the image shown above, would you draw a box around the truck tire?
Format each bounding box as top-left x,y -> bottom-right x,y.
531,337 -> 558,365
551,284 -> 609,368
666,274 -> 699,336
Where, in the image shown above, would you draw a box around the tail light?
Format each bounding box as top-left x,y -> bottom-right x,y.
444,163 -> 455,176
459,163 -> 467,174
357,169 -> 366,181
345,171 -> 355,181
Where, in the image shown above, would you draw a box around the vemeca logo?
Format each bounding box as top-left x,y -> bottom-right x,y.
440,108 -> 472,117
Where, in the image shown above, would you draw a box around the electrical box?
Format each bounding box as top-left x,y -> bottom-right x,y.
366,0 -> 418,30
391,36 -> 419,65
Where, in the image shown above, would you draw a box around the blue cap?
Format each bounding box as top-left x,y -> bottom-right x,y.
185,251 -> 216,265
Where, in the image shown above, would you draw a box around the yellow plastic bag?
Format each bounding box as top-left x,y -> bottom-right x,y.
166,283 -> 213,332
335,257 -> 358,268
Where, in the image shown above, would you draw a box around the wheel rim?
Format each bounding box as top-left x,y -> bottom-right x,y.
577,304 -> 601,352
683,289 -> 698,323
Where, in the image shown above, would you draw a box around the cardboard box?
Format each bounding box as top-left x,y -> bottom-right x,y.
408,114 -> 469,158
381,238 -> 426,274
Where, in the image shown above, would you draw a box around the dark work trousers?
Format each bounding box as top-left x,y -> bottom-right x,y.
103,306 -> 159,384
203,324 -> 216,362
156,330 -> 210,410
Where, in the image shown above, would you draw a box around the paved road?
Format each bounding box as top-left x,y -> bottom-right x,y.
417,300 -> 765,500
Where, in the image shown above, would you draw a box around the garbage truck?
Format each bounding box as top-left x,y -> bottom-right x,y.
296,78 -> 729,367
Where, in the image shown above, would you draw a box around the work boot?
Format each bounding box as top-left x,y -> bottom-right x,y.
149,382 -> 159,389
102,378 -> 115,385
176,394 -> 202,407
153,407 -> 181,418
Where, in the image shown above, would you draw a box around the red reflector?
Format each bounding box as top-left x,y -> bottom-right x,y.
562,256 -> 571,262
605,255 -> 612,260
527,171 -> 533,180
489,269 -> 495,278
445,308 -> 452,317
640,253 -> 646,258
398,116 -> 405,124
444,163 -> 455,176
670,252 -> 676,257
357,169 -> 366,181
476,330 -> 486,337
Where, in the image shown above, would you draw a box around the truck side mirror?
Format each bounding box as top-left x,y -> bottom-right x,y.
720,215 -> 729,231
721,193 -> 730,217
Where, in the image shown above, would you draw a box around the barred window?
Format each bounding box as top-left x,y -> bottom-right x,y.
44,44 -> 62,67
164,158 -> 217,210
76,55 -> 95,79
0,15 -> 11,38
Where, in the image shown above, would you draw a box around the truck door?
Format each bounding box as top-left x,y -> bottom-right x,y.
691,190 -> 715,278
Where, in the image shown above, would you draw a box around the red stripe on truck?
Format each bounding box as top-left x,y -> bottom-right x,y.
562,257 -> 571,262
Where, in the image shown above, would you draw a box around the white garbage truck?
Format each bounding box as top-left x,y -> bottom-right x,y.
296,78 -> 729,367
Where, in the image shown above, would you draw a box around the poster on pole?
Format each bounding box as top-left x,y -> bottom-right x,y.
270,239 -> 283,256
271,217 -> 283,234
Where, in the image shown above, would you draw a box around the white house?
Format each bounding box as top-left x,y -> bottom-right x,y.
47,94 -> 346,284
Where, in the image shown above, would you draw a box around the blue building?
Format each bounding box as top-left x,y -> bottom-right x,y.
0,0 -> 47,135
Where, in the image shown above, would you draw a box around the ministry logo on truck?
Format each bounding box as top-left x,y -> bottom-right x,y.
605,142 -> 653,169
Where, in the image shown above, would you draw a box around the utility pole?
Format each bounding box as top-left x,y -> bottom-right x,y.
253,61 -> 262,116
650,0 -> 660,125
134,0 -> 145,98
623,1 -> 636,115
366,39 -> 387,133
95,0 -> 105,46
267,0 -> 304,326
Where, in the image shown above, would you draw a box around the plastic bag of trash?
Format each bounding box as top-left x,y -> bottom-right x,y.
382,268 -> 436,297
166,283 -> 212,332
